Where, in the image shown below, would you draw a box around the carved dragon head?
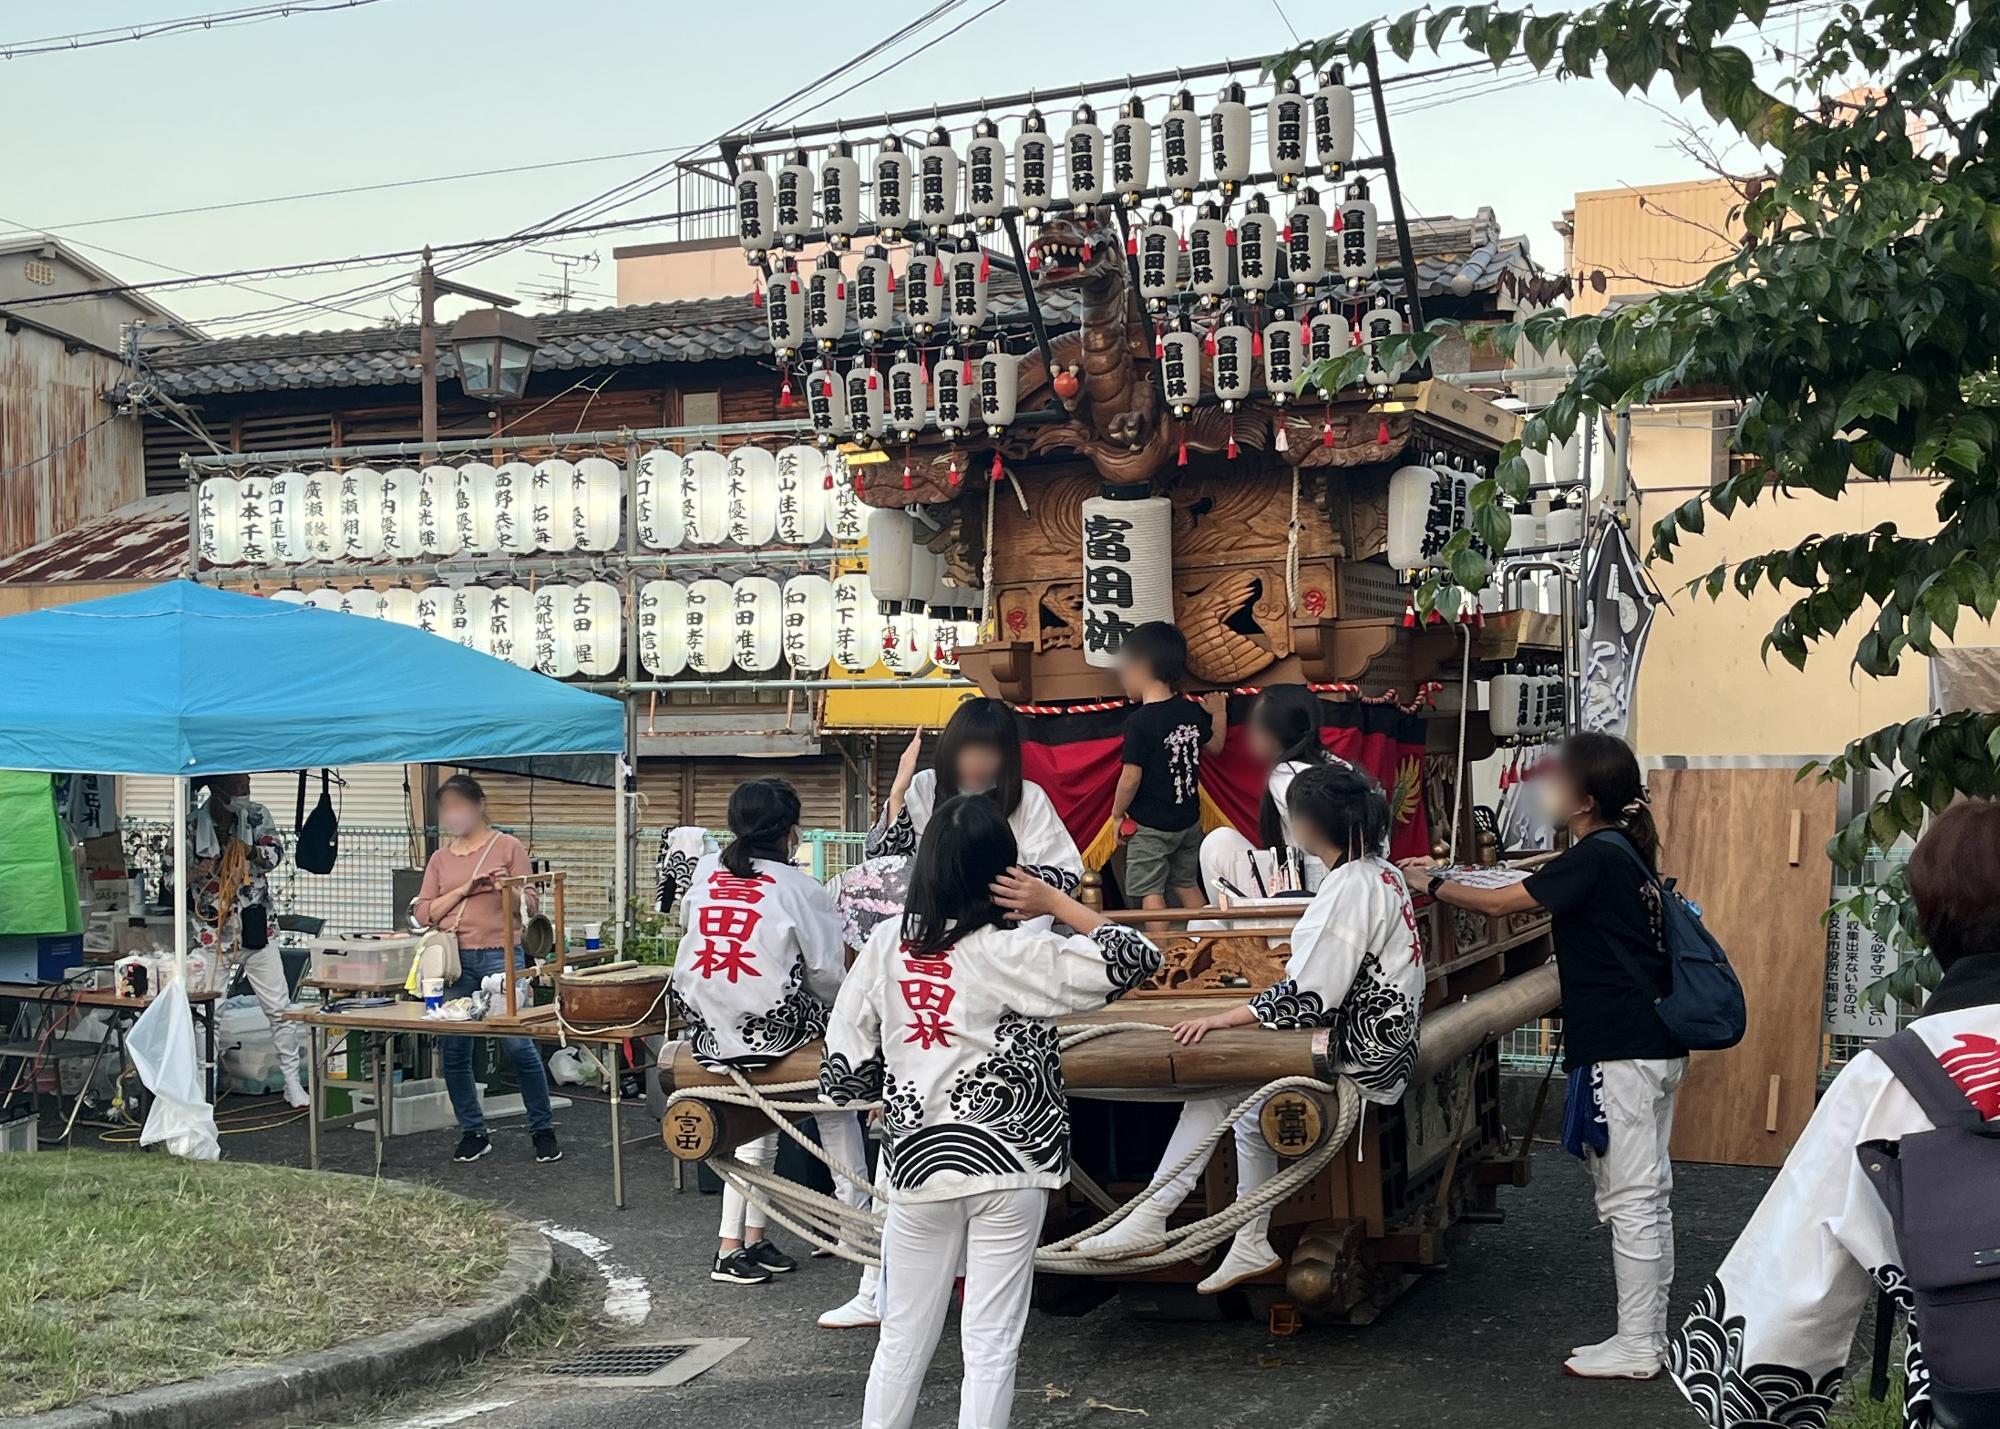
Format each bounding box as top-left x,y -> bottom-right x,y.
1028,207 -> 1123,301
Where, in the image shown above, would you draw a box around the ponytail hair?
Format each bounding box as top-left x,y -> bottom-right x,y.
1254,685 -> 1330,849
1556,732 -> 1658,870
1285,764 -> 1391,864
721,777 -> 802,877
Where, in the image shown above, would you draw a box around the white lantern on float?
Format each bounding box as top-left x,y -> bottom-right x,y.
453,462 -> 499,554
379,584 -> 420,627
1110,95 -> 1151,205
451,585 -> 494,650
775,444 -> 828,544
1136,207 -> 1180,310
828,453 -> 865,542
684,578 -> 734,674
819,139 -> 860,244
882,610 -> 930,675
492,460 -> 532,553
571,456 -> 622,552
418,465 -> 462,557
978,351 -> 1018,436
1315,64 -> 1356,175
1386,463 -> 1482,571
1188,207 -> 1230,305
735,156 -> 774,254
533,582 -> 577,677
832,573 -> 885,673
682,447 -> 731,546
636,448 -> 685,550
304,585 -> 346,612
1080,491 -> 1175,667
766,260 -> 807,360
1262,311 -> 1303,401
1160,87 -> 1201,199
1362,301 -> 1409,385
781,574 -> 836,670
637,579 -> 688,677
773,148 -> 814,246
1552,429 -> 1582,485
807,255 -> 847,351
866,507 -> 916,613
853,245 -> 893,346
845,363 -> 888,439
1159,321 -> 1200,418
267,471 -> 307,564
1208,81 -> 1252,195
805,360 -> 848,443
873,134 -> 912,239
1488,670 -> 1530,741
726,444 -> 779,546
1543,499 -> 1582,548
1063,103 -> 1106,205
917,125 -> 959,234
947,245 -> 988,337
570,579 -> 622,677
196,476 -> 240,567
1306,304 -> 1353,395
414,584 -> 450,634
488,585 -> 536,667
1212,319 -> 1253,410
905,539 -> 938,616
903,241 -> 942,339
1337,178 -> 1380,280
233,475 -> 273,566
530,458 -> 577,553
887,350 -> 927,440
1013,109 -> 1054,221
299,470 -> 339,562
730,576 -> 782,672
1287,189 -> 1330,296
1269,76 -> 1310,187
964,118 -> 1006,228
1237,195 -> 1280,301
339,466 -> 386,559
268,585 -> 310,606
932,351 -> 971,438
1508,505 -> 1545,552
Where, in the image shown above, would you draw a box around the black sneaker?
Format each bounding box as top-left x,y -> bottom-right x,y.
453,1131 -> 493,1163
532,1130 -> 563,1163
744,1239 -> 798,1274
711,1248 -> 772,1286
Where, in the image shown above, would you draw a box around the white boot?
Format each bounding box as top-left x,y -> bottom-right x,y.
1075,1203 -> 1172,1260
818,1291 -> 881,1330
281,1072 -> 310,1109
1564,1251 -> 1664,1379
1196,1228 -> 1282,1295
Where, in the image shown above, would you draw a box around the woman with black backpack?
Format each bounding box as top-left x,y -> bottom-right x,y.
1400,731 -> 1689,1381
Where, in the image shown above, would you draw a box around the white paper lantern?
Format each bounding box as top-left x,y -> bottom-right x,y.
267,585 -> 311,606
1263,313 -> 1304,401
1306,306 -> 1353,395
845,364 -> 888,439
887,351 -> 927,439
336,584 -> 382,619
571,455 -> 622,552
487,585 -> 536,667
903,243 -> 941,338
492,461 -> 533,554
1080,492 -> 1175,667
819,140 -> 861,242
267,471 -> 308,564
828,453 -> 865,542
1269,77 -> 1310,187
1136,208 -> 1180,308
303,585 -> 346,612
978,351 -> 1018,435
1552,430 -> 1582,485
730,576 -> 783,672
1362,301 -> 1408,385
339,466 -> 386,559
684,578 -> 735,674
1160,87 -> 1201,198
1063,103 -> 1106,205
867,508 -> 916,612
379,585 -> 420,627
963,119 -> 1006,226
775,445 -> 829,544
947,246 -> 988,336
1387,464 -> 1476,571
299,470 -> 339,561
773,148 -> 814,245
853,247 -> 893,345
530,459 -> 577,553
419,465 -> 463,557
681,448 -> 731,547
1208,82 -> 1252,193
1186,206 -> 1229,301
766,260 -> 807,359
1159,324 -> 1200,417
905,540 -> 939,615
735,158 -> 774,254
805,361 -> 849,441
726,444 -> 779,547
1315,64 -> 1356,175
637,579 -> 688,677
378,466 -> 420,558
1012,110 -> 1055,220
414,584 -> 451,635
781,574 -> 836,671
531,582 -> 575,677
1337,179 -> 1380,279
873,134 -> 912,238
1489,671 -> 1531,740
807,257 -> 848,349
882,610 -> 930,675
234,475 -> 274,566
1543,503 -> 1582,547
917,125 -> 959,234
197,477 -> 242,567
1508,508 -> 1545,552
450,585 -> 492,650
570,579 -> 623,677
832,573 -> 885,673
636,448 -> 685,550
932,353 -> 972,438
1237,197 -> 1281,301
1110,96 -> 1151,204
1287,189 -> 1330,295
1212,321 -> 1253,409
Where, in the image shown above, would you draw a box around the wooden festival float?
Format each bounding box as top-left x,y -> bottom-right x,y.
661,52 -> 1578,1324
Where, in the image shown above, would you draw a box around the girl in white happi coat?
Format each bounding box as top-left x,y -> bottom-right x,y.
821,792 -> 1160,1429
1198,684 -> 1349,903
867,697 -> 1082,897
1671,801 -> 2000,1429
669,778 -> 872,1293
1079,764 -> 1423,1293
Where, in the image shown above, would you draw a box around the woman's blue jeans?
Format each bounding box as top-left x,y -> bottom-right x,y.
440,946 -> 553,1135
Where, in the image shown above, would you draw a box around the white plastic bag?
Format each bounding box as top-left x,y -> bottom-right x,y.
126,979 -> 219,1160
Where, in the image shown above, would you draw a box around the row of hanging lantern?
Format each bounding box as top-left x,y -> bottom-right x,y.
1385,458 -> 1497,573
797,347 -> 1020,449
637,573 -> 974,678
1488,666 -> 1568,742
635,443 -> 867,547
861,506 -> 985,664
266,581 -> 623,679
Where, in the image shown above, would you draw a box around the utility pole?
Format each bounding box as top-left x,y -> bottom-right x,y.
414,247 -> 523,448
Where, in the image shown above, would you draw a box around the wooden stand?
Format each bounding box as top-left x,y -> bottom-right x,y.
492,870 -> 566,1027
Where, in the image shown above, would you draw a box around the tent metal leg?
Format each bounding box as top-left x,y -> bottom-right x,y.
609,1045 -> 625,1210
371,1032 -> 387,1177
307,1024 -> 322,1169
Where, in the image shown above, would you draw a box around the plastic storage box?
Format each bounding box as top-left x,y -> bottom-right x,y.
305,932 -> 422,990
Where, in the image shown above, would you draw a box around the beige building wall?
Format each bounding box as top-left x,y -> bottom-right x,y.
1567,178 -> 1744,315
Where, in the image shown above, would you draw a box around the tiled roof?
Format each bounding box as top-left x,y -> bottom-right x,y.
0,493 -> 190,586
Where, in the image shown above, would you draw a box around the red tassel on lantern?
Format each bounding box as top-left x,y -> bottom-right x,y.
1226,436 -> 1239,460
902,459 -> 914,491
836,280 -> 846,300
1322,416 -> 1335,449
778,375 -> 794,409
978,249 -> 990,281
933,257 -> 945,286
1377,417 -> 1391,445
1177,438 -> 1189,466
962,356 -> 973,384
1154,327 -> 1165,359
752,278 -> 765,308
854,470 -> 866,495
1332,207 -> 1344,232
1281,224 -> 1294,243
1203,328 -> 1217,356
947,452 -> 960,485
990,450 -> 1003,482
1274,423 -> 1289,453
1253,330 -> 1264,357
1226,227 -> 1238,246
1028,250 -> 1041,272
868,368 -> 880,390
1401,596 -> 1417,629
1125,234 -> 1137,256
822,465 -> 835,491
886,267 -> 897,292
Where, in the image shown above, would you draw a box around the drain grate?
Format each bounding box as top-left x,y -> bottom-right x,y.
538,1337 -> 747,1389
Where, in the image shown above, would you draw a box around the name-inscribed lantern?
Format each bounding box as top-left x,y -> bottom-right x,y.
1305,306 -> 1353,396
1211,321 -> 1253,409
530,458 -> 577,554
782,573 -> 836,671
637,579 -> 688,677
775,444 -> 828,544
766,262 -> 807,359
832,573 -> 884,673
198,476 -> 241,566
571,579 -> 622,678
827,454 -> 865,542
1386,463 -> 1489,571
735,159 -> 774,254
1110,97 -> 1150,205
726,445 -> 779,547
492,461 -> 532,554
1186,205 -> 1229,303
964,119 -> 1005,227
807,257 -> 848,350
532,582 -> 576,677
489,585 -> 536,668
1137,209 -> 1180,309
414,584 -> 450,635
1287,189 -> 1329,296
685,577 -> 736,674
339,466 -> 386,559
773,149 -> 814,245
1080,491 -> 1175,667
873,135 -> 912,238
932,354 -> 971,438
1158,324 -> 1200,417
887,352 -> 927,439
845,364 -> 888,439
1337,178 -> 1380,279
1314,64 -> 1356,175
419,465 -> 464,557
947,246 -> 988,336
903,242 -> 941,338
819,140 -> 860,242
456,462 -> 500,554
1262,314 -> 1303,401
731,576 -> 782,673
636,448 -> 685,550
1013,110 -> 1053,220
978,351 -> 1018,435
571,456 -> 622,552
1063,103 -> 1105,205
1362,301 -> 1408,385
299,470 -> 338,562
917,125 -> 959,234
1160,87 -> 1201,199
233,475 -> 272,566
805,362 -> 849,442
853,247 -> 893,345
1268,76 -> 1309,187
682,447 -> 731,546
267,470 -> 306,564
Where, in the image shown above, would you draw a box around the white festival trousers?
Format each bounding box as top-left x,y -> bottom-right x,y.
1586,1057 -> 1687,1343
863,1187 -> 1046,1429
1140,1094 -> 1279,1242
236,942 -> 301,1080
716,1113 -> 873,1248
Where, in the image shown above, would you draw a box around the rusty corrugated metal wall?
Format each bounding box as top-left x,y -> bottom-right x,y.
0,326 -> 142,559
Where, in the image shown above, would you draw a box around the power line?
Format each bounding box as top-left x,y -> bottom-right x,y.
0,0 -> 399,60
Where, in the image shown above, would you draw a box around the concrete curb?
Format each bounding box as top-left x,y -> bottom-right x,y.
15,1208 -> 555,1429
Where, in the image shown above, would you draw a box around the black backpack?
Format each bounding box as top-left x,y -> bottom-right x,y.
1600,831 -> 1748,1051
294,769 -> 339,875
1859,1028 -> 2000,1428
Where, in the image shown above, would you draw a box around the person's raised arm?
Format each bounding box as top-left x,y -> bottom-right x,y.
1397,858 -> 1543,916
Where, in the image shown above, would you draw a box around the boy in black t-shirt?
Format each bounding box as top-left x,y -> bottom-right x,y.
1110,623 -> 1228,921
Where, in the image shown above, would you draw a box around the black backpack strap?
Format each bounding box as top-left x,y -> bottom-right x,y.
1869,1027 -> 1986,1129
1592,831 -> 1671,1003
295,769 -> 308,829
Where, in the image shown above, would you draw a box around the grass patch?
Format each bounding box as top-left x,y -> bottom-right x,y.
1830,1377 -> 1904,1429
0,1151 -> 512,1416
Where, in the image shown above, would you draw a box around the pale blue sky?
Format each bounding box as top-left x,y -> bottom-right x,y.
0,0 -> 1814,334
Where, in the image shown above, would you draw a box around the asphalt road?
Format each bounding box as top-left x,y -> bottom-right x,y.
185,1083 -> 1781,1429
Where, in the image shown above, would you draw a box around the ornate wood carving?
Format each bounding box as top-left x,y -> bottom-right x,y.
1144,933 -> 1291,993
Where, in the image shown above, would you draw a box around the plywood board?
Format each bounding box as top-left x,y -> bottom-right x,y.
1652,767 -> 1836,1166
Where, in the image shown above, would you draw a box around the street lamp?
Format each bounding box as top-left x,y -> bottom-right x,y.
412,245 -> 532,444
448,307 -> 542,402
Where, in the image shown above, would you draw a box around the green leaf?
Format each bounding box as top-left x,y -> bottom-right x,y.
1484,9 -> 1523,66
1386,10 -> 1420,60
1523,13 -> 1565,70
1425,5 -> 1465,54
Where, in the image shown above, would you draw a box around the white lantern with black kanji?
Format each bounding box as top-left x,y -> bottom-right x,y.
775,444 -> 828,544
1159,320 -> 1200,418
947,243 -> 988,337
917,125 -> 959,234
887,350 -> 927,439
571,456 -> 622,552
456,462 -> 500,553
805,360 -> 850,442
852,246 -> 893,346
489,585 -> 536,668
532,582 -> 576,677
1063,103 -> 1105,205
1160,87 -> 1201,200
827,453 -> 865,542
845,363 -> 888,439
297,470 -> 338,562
636,448 -> 684,550
726,444 -> 779,547
1287,188 -> 1329,295
832,573 -> 884,673
574,580 -> 627,677
684,578 -> 735,674
268,584 -> 310,606
730,577 -> 782,672
1305,306 -> 1351,397
682,447 -> 731,546
932,351 -> 971,439
880,610 -> 929,675
1361,300 -> 1407,385
1136,206 -> 1180,310
1262,312 -> 1304,401
1110,96 -> 1150,205
820,139 -> 861,244
903,241 -> 941,339
873,134 -> 912,239
1080,491 -> 1175,667
807,254 -> 847,351
1314,64 -> 1355,176
1209,81 -> 1252,195
1237,195 -> 1280,301
1211,318 -> 1253,409
1386,463 -> 1475,571
964,118 -> 1006,228
773,148 -> 814,247
1337,177 -> 1379,279
266,470 -> 306,563
781,573 -> 836,670
766,259 -> 807,359
529,458 -> 576,554
420,464 -> 465,557
492,461 -> 532,554
197,477 -> 240,566
866,507 -> 916,612
978,350 -> 1018,435
337,466 -> 385,559
735,156 -> 774,254
1488,669 -> 1530,740
1012,109 -> 1054,221
637,579 -> 688,677
378,584 -> 418,626
231,474 -> 271,565
1269,76 -> 1310,188
1186,203 -> 1229,304
305,585 -> 347,614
